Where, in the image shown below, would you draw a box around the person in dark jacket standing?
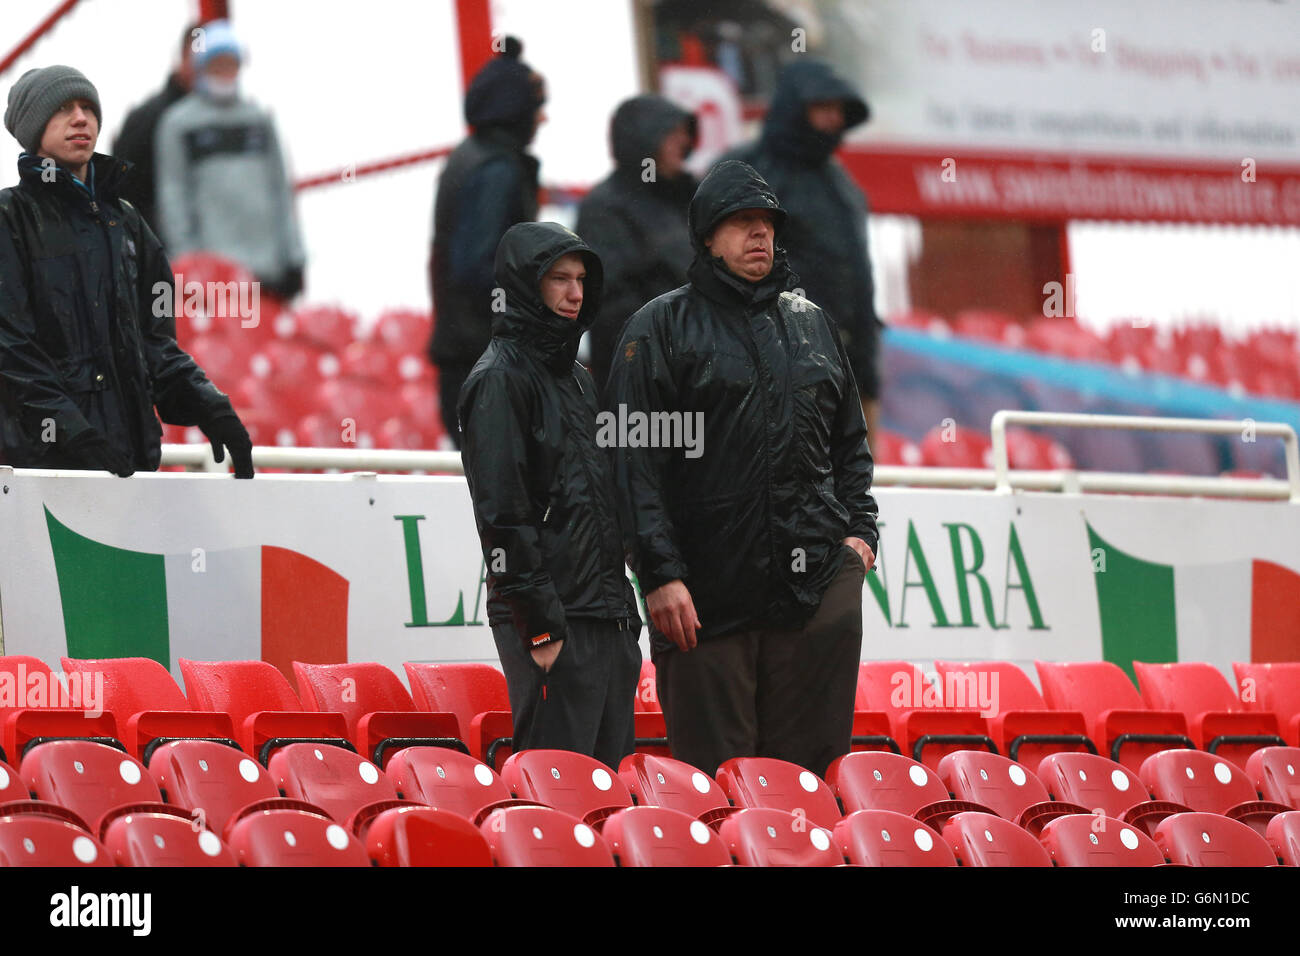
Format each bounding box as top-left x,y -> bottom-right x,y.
724,59 -> 883,439
459,221 -> 642,768
111,21 -> 197,234
0,65 -> 253,477
575,94 -> 697,393
607,161 -> 878,779
431,37 -> 546,448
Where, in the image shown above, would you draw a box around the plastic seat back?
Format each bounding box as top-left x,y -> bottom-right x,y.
1038,813 -> 1165,866
718,808 -> 840,866
715,757 -> 841,830
480,805 -> 614,867
601,806 -> 731,866
365,806 -> 493,866
226,808 -> 370,866
402,662 -> 508,729
148,740 -> 279,834
101,809 -> 237,866
1037,752 -> 1148,818
618,753 -> 731,819
825,751 -> 950,816
833,809 -> 958,866
1153,812 -> 1277,866
385,747 -> 512,820
1035,660 -> 1146,717
60,656 -> 192,720
268,743 -> 397,823
501,750 -> 632,824
634,660 -> 660,713
0,816 -> 111,866
938,751 -> 1053,821
1233,662 -> 1300,740
0,759 -> 27,802
941,811 -> 1053,867
1245,747 -> 1300,808
1265,811 -> 1300,865
1134,661 -> 1240,713
22,740 -> 159,831
292,661 -> 416,737
1139,750 -> 1257,814
179,659 -> 303,725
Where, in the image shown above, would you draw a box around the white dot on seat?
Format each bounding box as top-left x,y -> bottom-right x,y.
689,821 -> 711,845
358,763 -> 380,785
22,838 -> 35,854
1008,766 -> 1027,787
1185,767 -> 1195,780
72,836 -> 97,863
652,826 -> 664,839
1201,831 -> 1211,844
798,771 -> 818,793
326,825 -> 349,850
908,766 -> 928,787
1111,770 -> 1130,791
1213,762 -> 1232,784
119,761 -> 142,785
198,831 -> 222,857
810,829 -> 830,851
573,824 -> 595,848
474,765 -> 494,786
0,767 -> 7,789
314,749 -> 325,761
1077,769 -> 1088,782
239,759 -> 260,783
913,828 -> 934,852
531,827 -> 544,840
984,829 -> 994,843
1120,828 -> 1140,850
73,761 -> 84,774
283,831 -> 297,847
691,772 -> 711,794
592,768 -> 613,791
198,759 -> 209,773
153,835 -> 166,849
1286,764 -> 1295,777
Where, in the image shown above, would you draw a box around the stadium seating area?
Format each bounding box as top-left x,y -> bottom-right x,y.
0,654 -> 1296,866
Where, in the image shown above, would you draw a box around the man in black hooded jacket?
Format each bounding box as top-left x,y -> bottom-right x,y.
459,221 -> 642,768
724,59 -> 883,439
575,94 -> 697,393
607,161 -> 878,779
430,37 -> 546,448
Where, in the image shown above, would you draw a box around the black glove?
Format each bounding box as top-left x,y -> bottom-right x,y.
259,266 -> 304,301
64,430 -> 134,477
201,414 -> 254,478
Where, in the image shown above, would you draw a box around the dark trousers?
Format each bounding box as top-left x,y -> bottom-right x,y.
655,549 -> 865,779
438,362 -> 473,449
492,617 -> 642,770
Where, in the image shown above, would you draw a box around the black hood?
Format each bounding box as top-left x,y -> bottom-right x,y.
610,94 -> 697,172
688,161 -> 795,306
464,36 -> 547,142
760,59 -> 869,165
492,221 -> 603,373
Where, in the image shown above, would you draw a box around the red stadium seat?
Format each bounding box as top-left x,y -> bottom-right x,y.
99,806 -> 237,866
385,747 -> 526,822
629,661 -> 669,755
364,805 -> 493,866
857,662 -> 997,770
148,739 -> 279,835
291,304 -> 360,354
937,751 -> 1086,834
833,809 -> 958,866
634,660 -> 659,713
618,753 -> 733,825
225,806 -> 370,866
0,759 -> 26,803
1265,811 -> 1300,865
1035,660 -> 1194,772
600,806 -> 731,866
953,309 -> 1026,348
0,816 -> 111,866
178,658 -> 351,764
919,424 -> 994,469
1134,661 -> 1283,768
868,428 -> 923,467
60,656 -> 235,763
1137,750 -> 1289,836
480,805 -> 615,867
940,811 -> 1053,867
267,743 -> 400,827
1004,428 -> 1076,471
1232,662 -> 1300,746
21,740 -> 167,834
1244,747 -> 1300,808
825,751 -> 988,826
403,663 -> 513,769
500,750 -> 632,827
0,655 -> 121,763
1023,317 -> 1109,362
1036,752 -> 1151,819
370,308 -> 433,353
718,808 -> 840,866
1152,812 -> 1276,867
1037,813 -> 1165,866
715,757 -> 842,830
292,661 -> 464,766
886,309 -> 950,335
933,660 -> 1094,765
169,252 -> 267,341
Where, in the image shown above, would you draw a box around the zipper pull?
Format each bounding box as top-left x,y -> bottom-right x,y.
542,504 -> 552,523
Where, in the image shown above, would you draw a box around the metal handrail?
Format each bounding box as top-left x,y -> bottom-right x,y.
989,410 -> 1300,502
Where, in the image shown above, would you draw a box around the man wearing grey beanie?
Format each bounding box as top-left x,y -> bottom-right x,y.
0,65 -> 254,477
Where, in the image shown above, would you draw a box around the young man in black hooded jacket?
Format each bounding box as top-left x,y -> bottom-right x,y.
607,161 -> 878,779
458,222 -> 642,768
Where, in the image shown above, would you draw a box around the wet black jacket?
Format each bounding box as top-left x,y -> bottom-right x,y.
607,161 -> 878,651
723,60 -> 881,385
458,222 -> 640,649
0,152 -> 237,470
111,72 -> 188,234
575,95 -> 696,392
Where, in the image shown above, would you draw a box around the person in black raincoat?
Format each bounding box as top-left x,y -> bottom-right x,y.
607,160 -> 878,778
0,65 -> 252,477
430,37 -> 546,448
458,221 -> 642,768
575,94 -> 697,393
724,59 -> 884,439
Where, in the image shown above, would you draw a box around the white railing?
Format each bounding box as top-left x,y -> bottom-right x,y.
155,410 -> 1300,503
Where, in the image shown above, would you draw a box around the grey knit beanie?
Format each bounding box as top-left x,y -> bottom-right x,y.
4,65 -> 101,153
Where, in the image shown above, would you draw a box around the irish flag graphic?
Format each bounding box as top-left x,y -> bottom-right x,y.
1088,521 -> 1300,679
44,507 -> 348,677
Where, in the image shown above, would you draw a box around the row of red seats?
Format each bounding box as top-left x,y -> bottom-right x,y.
890,309 -> 1300,400
869,423 -> 1073,470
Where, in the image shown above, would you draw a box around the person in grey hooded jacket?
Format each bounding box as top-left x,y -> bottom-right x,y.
154,19 -> 305,301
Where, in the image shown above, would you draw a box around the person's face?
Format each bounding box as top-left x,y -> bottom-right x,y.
38,98 -> 98,171
705,209 -> 775,281
656,122 -> 692,179
806,99 -> 846,136
540,252 -> 585,319
204,53 -> 240,82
